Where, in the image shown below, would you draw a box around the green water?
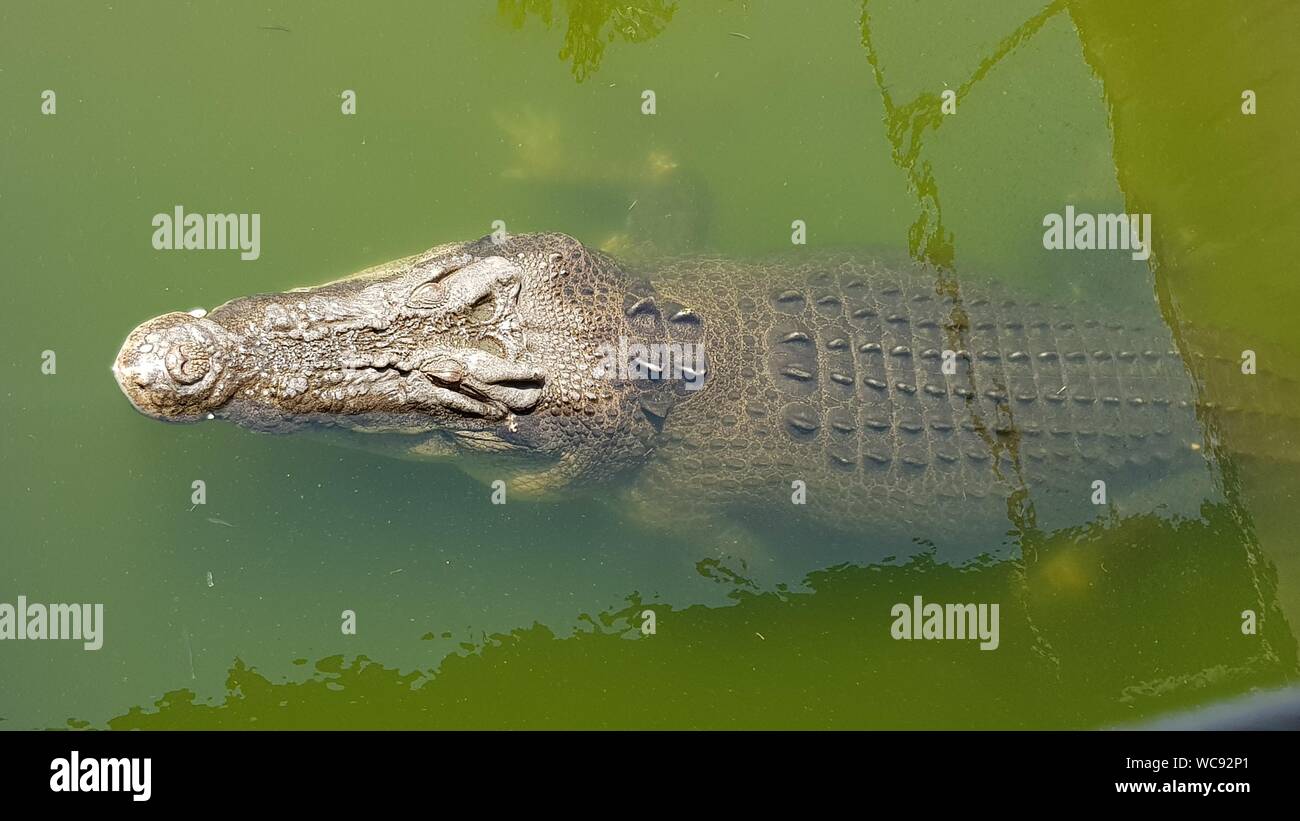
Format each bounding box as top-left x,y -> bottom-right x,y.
2,0 -> 1298,728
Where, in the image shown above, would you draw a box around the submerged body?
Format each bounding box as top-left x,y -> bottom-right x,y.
113,233 -> 1215,540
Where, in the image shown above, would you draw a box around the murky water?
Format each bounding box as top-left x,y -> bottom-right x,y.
2,0 -> 1297,728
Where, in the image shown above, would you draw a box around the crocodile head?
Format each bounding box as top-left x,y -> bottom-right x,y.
112,233 -> 686,494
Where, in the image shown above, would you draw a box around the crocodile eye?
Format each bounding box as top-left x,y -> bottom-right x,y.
410,279 -> 497,322
409,281 -> 448,310
165,343 -> 211,385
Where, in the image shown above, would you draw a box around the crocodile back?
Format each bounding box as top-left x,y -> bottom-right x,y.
640,254 -> 1215,541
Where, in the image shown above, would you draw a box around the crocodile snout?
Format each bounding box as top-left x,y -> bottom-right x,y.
113,312 -> 233,422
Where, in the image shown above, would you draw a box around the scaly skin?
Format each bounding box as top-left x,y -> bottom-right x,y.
638,252 -> 1214,538
113,232 -> 1216,531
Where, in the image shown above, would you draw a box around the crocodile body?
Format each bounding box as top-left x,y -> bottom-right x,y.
636,253 -> 1210,535
112,233 -> 1213,538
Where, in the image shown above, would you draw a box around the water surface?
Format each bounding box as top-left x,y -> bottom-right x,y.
1,0 -> 1297,728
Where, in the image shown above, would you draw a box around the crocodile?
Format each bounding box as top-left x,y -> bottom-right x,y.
112,232 -> 1222,543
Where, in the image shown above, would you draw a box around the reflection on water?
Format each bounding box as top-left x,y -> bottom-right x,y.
499,0 -> 679,83
107,502 -> 1294,728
